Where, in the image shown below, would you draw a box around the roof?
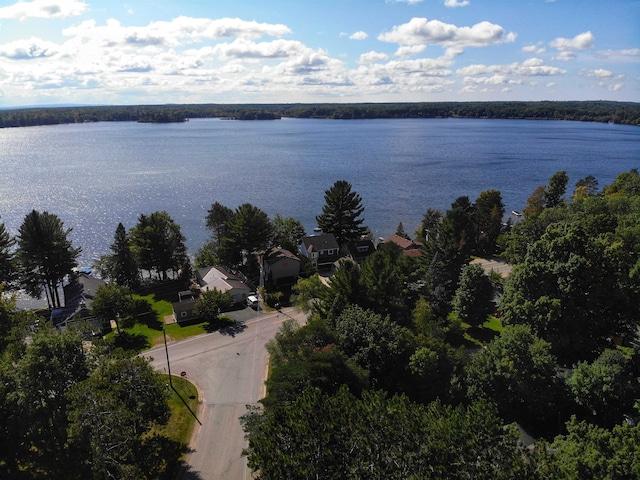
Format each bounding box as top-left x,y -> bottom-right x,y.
385,235 -> 423,257
265,247 -> 299,265
386,234 -> 415,250
197,265 -> 246,286
53,273 -> 107,327
302,233 -> 339,251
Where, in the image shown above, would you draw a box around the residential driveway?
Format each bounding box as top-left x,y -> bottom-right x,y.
470,257 -> 513,278
143,306 -> 307,480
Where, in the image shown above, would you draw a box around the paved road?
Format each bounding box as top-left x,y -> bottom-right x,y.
143,307 -> 307,480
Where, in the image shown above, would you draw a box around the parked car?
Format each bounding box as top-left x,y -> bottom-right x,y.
246,295 -> 259,309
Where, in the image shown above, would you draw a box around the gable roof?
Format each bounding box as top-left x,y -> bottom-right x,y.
196,265 -> 240,286
385,234 -> 423,257
265,247 -> 299,265
302,233 -> 339,251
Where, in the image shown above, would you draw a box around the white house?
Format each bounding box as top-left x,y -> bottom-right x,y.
195,266 -> 252,304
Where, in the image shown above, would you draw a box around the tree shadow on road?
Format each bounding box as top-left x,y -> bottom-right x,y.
219,321 -> 247,337
176,464 -> 205,480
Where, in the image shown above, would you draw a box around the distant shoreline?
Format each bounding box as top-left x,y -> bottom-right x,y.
1,100 -> 639,129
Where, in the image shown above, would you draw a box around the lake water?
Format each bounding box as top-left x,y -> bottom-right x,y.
0,117 -> 638,266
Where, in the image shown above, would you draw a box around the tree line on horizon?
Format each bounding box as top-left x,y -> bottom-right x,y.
1,100 -> 639,128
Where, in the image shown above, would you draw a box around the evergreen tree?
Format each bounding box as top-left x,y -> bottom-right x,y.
16,210 -> 81,308
474,189 -> 504,256
316,180 -> 367,246
205,201 -> 234,247
544,170 -> 569,208
452,264 -> 495,327
130,211 -> 188,280
223,203 -> 274,269
109,223 -> 140,289
0,216 -> 16,287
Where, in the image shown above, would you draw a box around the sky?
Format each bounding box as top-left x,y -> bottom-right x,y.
0,0 -> 638,107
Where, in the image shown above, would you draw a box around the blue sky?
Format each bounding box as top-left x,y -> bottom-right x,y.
0,0 -> 638,107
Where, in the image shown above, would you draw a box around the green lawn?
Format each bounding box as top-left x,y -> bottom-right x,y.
463,316 -> 504,347
154,375 -> 200,446
105,293 -> 226,350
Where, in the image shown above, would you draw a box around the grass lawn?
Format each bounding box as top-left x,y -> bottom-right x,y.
153,375 -> 199,446
105,293 -> 231,351
463,316 -> 504,347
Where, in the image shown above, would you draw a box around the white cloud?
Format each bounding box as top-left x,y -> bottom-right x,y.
378,17 -> 515,49
596,48 -> 640,60
394,45 -> 426,57
457,58 -> 565,78
62,17 -> 291,48
213,38 -> 307,61
358,51 -> 389,64
522,44 -> 545,54
0,37 -> 59,59
0,0 -> 88,20
585,68 -> 613,79
549,31 -> 594,53
349,31 -> 368,40
444,0 -> 470,8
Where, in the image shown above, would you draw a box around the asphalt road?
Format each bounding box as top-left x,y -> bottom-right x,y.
143,306 -> 307,480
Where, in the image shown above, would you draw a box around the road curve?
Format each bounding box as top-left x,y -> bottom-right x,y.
143,307 -> 306,480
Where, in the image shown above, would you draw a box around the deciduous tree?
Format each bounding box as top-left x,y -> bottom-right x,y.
272,213 -> 306,253
194,288 -> 234,323
465,324 -> 561,434
67,356 -> 170,479
567,349 -> 638,427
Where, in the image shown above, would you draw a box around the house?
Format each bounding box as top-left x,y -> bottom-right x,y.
384,234 -> 423,257
348,238 -> 376,263
300,233 -> 341,270
50,273 -> 108,333
172,290 -> 199,324
260,247 -> 300,287
195,266 -> 252,304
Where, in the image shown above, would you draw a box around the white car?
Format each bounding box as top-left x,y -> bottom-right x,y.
246,295 -> 259,309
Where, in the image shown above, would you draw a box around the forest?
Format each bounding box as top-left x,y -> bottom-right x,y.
0,170 -> 639,478
0,100 -> 639,128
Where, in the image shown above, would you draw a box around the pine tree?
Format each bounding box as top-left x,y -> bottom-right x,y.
0,216 -> 16,287
17,210 -> 81,308
110,223 -> 140,289
316,180 -> 367,246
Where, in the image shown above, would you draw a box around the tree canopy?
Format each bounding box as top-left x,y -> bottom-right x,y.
16,210 -> 81,308
316,180 -> 367,247
130,211 -> 188,280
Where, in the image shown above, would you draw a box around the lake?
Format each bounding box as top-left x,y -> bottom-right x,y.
0,117 -> 638,266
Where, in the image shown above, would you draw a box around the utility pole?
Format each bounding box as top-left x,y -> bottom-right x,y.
163,327 -> 173,388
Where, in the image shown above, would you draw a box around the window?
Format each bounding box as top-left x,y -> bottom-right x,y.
180,311 -> 188,318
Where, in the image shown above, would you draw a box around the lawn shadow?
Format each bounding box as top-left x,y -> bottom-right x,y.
466,325 -> 500,344
112,331 -> 150,351
137,309 -> 164,330
170,380 -> 203,427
